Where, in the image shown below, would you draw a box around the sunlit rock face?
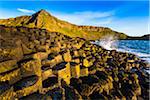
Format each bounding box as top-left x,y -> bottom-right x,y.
0,25 -> 149,99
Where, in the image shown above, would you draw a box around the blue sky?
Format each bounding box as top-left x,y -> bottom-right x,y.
0,1 -> 149,36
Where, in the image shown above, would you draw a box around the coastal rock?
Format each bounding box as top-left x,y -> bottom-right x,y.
0,25 -> 148,99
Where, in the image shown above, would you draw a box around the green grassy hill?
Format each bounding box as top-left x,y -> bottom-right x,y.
0,9 -> 127,40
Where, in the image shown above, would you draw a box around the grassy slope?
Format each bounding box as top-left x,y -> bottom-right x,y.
0,10 -> 127,40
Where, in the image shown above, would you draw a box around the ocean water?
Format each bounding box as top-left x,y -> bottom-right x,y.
92,39 -> 150,63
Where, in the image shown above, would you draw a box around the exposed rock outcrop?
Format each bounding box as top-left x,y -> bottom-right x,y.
0,25 -> 149,100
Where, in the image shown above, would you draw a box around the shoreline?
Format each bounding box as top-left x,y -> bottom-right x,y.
0,25 -> 149,99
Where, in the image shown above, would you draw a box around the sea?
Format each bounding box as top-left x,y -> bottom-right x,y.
92,38 -> 150,63
92,38 -> 150,74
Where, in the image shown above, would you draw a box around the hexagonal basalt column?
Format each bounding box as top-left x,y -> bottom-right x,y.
52,62 -> 71,85
71,57 -> 80,64
41,76 -> 59,94
60,50 -> 72,62
42,53 -> 63,68
83,59 -> 90,68
80,66 -> 89,77
70,62 -> 80,78
49,47 -> 60,54
13,75 -> 42,98
42,69 -> 53,81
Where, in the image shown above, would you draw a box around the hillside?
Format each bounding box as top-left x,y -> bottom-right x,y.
0,9 -> 127,40
127,34 -> 150,40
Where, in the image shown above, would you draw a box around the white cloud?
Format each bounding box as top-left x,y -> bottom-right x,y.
51,11 -> 114,25
17,8 -> 35,13
0,9 -> 148,36
51,11 -> 148,36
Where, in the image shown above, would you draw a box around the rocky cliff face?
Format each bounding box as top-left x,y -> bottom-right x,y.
0,25 -> 149,100
0,10 -> 127,40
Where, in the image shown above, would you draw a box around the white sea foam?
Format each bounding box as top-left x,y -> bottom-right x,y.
92,35 -> 118,50
92,36 -> 150,63
117,48 -> 150,63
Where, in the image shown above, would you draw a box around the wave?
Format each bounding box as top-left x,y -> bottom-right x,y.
92,36 -> 150,63
93,35 -> 118,50
117,48 -> 150,63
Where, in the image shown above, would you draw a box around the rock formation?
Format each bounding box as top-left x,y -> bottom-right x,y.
0,25 -> 149,100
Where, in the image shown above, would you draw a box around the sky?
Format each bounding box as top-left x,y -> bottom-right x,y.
0,0 -> 149,36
